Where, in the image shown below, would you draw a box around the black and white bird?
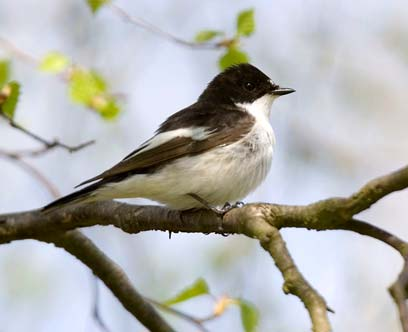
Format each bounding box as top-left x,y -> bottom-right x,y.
44,64 -> 295,213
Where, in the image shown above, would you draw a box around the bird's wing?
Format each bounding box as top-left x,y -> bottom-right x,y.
76,103 -> 255,187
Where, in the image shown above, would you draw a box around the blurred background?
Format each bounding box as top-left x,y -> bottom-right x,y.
1,0 -> 408,331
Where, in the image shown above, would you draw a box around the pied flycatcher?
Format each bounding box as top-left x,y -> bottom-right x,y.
44,64 -> 295,213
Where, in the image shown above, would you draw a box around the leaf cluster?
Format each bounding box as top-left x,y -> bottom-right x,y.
163,278 -> 259,332
193,9 -> 255,70
40,52 -> 120,119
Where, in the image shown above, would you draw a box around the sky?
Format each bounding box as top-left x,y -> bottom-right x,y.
0,0 -> 408,331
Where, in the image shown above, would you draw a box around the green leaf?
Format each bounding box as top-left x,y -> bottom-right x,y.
238,299 -> 259,332
68,68 -> 120,119
100,99 -> 120,119
87,0 -> 109,13
39,52 -> 70,73
164,278 -> 209,306
90,95 -> 120,120
219,47 -> 249,70
194,30 -> 222,43
69,68 -> 106,104
236,9 -> 255,37
0,81 -> 20,119
0,60 -> 10,86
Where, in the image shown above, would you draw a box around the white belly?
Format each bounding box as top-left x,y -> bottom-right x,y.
95,122 -> 275,210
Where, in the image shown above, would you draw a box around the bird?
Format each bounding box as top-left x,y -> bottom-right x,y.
43,63 -> 295,214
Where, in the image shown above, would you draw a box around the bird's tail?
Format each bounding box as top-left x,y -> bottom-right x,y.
42,182 -> 101,213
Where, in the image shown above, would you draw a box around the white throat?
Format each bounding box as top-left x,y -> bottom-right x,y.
235,94 -> 276,120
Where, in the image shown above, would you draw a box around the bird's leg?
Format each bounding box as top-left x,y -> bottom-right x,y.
187,194 -> 243,216
188,193 -> 225,215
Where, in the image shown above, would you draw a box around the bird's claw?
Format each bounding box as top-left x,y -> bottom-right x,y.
212,201 -> 246,216
222,202 -> 232,210
234,201 -> 245,208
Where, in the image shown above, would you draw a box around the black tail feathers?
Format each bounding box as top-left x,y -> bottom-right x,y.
42,182 -> 100,212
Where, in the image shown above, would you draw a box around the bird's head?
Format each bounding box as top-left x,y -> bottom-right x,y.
199,63 -> 295,116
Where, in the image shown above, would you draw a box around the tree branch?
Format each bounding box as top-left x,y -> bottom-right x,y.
147,297 -> 210,332
244,216 -> 331,332
38,230 -> 175,332
0,35 -> 38,65
346,165 -> 408,215
1,165 -> 408,331
0,149 -> 60,198
108,3 -> 223,49
390,260 -> 408,332
92,276 -> 111,332
1,113 -> 94,156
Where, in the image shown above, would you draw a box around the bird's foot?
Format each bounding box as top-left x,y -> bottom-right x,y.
211,204 -> 233,216
233,201 -> 245,208
219,201 -> 244,213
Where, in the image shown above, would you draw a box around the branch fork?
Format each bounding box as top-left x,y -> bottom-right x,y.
0,165 -> 408,331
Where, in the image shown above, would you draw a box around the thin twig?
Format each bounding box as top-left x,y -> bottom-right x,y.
1,113 -> 94,155
109,3 -> 224,49
0,149 -> 60,198
91,276 -> 111,332
0,36 -> 38,65
146,297 -> 209,332
345,218 -> 408,256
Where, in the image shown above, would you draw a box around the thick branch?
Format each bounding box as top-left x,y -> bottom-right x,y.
1,165 -> 408,331
346,165 -> 408,214
241,214 -> 331,332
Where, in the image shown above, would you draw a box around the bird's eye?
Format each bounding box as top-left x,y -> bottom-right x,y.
244,82 -> 255,91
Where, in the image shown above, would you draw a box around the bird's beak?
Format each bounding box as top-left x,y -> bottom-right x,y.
272,87 -> 296,96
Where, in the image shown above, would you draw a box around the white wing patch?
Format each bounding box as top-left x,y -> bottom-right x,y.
126,127 -> 213,159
